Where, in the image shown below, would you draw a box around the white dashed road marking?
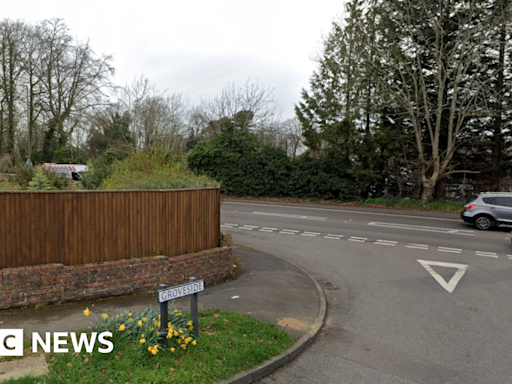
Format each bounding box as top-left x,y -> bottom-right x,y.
279,229 -> 298,235
375,240 -> 397,246
252,212 -> 328,221
368,222 -> 474,236
406,243 -> 429,250
349,237 -> 367,243
324,235 -> 343,240
475,251 -> 498,258
223,223 -> 507,260
438,247 -> 462,254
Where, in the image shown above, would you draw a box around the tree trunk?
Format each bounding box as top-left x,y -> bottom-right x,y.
421,179 -> 435,203
434,178 -> 447,200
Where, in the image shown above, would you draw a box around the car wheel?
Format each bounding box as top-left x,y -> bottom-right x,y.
474,215 -> 495,230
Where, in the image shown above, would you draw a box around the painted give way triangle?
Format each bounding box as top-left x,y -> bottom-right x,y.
418,260 -> 468,293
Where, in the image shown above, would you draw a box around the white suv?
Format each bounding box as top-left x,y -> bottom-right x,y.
461,192 -> 512,230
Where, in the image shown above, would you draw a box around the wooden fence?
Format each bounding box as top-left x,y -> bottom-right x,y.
0,188 -> 221,268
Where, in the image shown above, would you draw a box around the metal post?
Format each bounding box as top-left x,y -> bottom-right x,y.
189,277 -> 199,337
158,283 -> 168,344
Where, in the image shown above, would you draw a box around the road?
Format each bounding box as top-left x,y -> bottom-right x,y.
220,200 -> 512,384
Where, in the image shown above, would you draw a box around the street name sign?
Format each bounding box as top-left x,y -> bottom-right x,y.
158,280 -> 205,303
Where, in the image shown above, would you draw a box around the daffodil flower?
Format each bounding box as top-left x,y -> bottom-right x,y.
139,338 -> 146,344
119,324 -> 126,331
83,308 -> 91,317
102,314 -> 108,320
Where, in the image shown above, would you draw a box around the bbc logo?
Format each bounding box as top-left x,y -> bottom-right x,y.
0,329 -> 23,356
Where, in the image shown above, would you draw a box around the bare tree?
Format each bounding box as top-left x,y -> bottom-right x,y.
374,0 -> 504,201
37,19 -> 114,161
199,79 -> 277,136
281,118 -> 304,159
0,19 -> 25,156
119,75 -> 188,153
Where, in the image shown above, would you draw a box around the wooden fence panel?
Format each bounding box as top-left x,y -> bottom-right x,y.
0,188 -> 221,268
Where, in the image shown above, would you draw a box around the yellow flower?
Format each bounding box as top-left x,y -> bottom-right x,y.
157,322 -> 161,327
137,320 -> 142,327
83,308 -> 91,317
127,318 -> 133,323
177,339 -> 181,344
158,315 -> 161,320
102,314 -> 108,320
189,326 -> 194,331
150,327 -> 154,331
128,312 -> 132,316
176,313 -> 181,317
181,344 -> 187,350
168,323 -> 171,328
141,334 -> 145,338
139,338 -> 146,344
192,340 -> 197,346
174,310 -> 178,313
170,347 -> 175,353
142,317 -> 147,323
147,346 -> 151,352
173,331 -> 178,337
187,321 -> 193,326
119,324 -> 126,331
151,345 -> 158,355
179,329 -> 183,334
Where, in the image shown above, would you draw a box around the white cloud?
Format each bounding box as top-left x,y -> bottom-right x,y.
3,0 -> 344,118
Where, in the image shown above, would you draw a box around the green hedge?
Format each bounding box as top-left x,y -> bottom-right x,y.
187,131 -> 357,200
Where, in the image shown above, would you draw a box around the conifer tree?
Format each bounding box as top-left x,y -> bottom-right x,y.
28,168 -> 52,190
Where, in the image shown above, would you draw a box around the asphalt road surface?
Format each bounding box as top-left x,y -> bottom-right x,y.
220,200 -> 512,384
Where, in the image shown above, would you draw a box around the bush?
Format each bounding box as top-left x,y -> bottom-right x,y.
100,150 -> 218,190
81,149 -> 130,190
9,165 -> 35,189
28,168 -> 52,190
187,131 -> 357,200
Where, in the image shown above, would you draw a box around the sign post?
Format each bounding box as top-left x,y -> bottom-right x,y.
189,277 -> 199,337
157,278 -> 205,338
158,283 -> 169,343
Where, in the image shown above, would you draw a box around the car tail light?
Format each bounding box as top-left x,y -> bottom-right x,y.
464,204 -> 475,210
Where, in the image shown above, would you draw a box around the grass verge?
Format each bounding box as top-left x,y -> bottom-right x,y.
5,309 -> 294,384
223,195 -> 462,213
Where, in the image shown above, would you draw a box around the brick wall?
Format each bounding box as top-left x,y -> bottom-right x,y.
0,246 -> 233,310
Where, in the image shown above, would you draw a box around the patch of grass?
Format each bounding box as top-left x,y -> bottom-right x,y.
223,195 -> 463,213
358,197 -> 462,213
5,309 -> 294,384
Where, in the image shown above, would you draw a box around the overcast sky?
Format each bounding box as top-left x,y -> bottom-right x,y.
3,0 -> 345,119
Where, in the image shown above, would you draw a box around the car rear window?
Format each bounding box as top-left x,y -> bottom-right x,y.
466,195 -> 478,204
